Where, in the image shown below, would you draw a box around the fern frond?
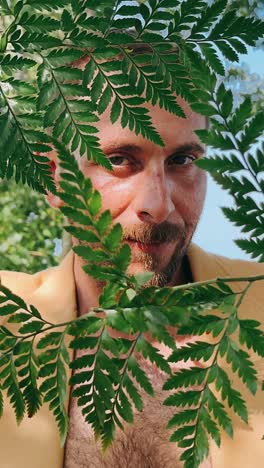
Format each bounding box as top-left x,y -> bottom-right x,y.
38,330 -> 69,443
0,80 -> 55,193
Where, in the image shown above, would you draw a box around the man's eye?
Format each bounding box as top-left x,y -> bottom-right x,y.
109,155 -> 129,166
167,154 -> 195,166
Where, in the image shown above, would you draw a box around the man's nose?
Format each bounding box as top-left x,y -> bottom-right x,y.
132,168 -> 175,224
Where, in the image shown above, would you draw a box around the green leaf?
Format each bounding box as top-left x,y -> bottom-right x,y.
110,98 -> 121,124
239,320 -> 264,357
164,390 -> 201,408
37,80 -> 57,111
103,224 -> 123,252
225,341 -> 258,395
0,304 -> 19,316
191,102 -> 217,116
8,313 -> 31,323
167,409 -> 198,429
3,360 -> 25,423
228,97 -> 252,134
204,387 -> 233,438
123,374 -> 143,411
116,5 -> 139,16
98,86 -> 113,115
0,54 -> 37,71
200,43 -> 225,76
134,272 -> 154,287
88,190 -> 101,216
96,210 -> 112,236
169,341 -> 215,363
61,9 -> 75,31
217,40 -> 239,62
114,244 -> 131,271
65,226 -> 99,243
46,48 -> 85,66
127,356 -> 154,396
20,13 -> 60,32
163,367 -> 207,390
239,111 -> 264,153
37,332 -> 62,349
191,0 -> 228,36
170,424 -> 196,443
214,366 -> 248,423
19,321 -> 44,334
91,72 -> 105,104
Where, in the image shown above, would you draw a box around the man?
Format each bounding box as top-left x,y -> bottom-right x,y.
0,84 -> 263,468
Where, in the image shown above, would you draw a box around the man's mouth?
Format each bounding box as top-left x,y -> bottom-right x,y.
124,238 -> 168,254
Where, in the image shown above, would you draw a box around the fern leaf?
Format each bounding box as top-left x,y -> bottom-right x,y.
0,84 -> 55,193
127,355 -> 154,396
191,0 -> 228,37
38,331 -> 69,443
168,341 -> 215,363
239,320 -> 264,357
1,359 -> 25,423
213,365 -> 248,423
19,13 -> 60,32
204,386 -> 233,438
26,0 -> 70,12
163,367 -> 208,390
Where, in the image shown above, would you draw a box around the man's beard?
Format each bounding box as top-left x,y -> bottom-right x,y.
122,220 -> 194,287
73,218 -> 196,288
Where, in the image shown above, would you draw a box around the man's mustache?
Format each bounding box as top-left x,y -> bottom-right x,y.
122,221 -> 185,244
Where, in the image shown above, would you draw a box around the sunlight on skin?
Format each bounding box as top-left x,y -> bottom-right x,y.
47,96 -> 207,312
76,98 -> 207,282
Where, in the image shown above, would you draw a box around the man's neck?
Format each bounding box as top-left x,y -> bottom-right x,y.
73,253 -> 192,317
73,255 -> 101,315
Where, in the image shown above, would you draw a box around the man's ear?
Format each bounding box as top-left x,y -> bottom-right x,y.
45,151 -> 64,209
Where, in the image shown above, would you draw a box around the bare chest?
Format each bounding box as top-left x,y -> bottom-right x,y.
64,359 -> 183,468
64,338 -> 212,468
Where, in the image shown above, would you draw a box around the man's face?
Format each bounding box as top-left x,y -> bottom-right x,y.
77,98 -> 207,286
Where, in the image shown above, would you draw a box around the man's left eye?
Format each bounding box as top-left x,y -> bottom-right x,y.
108,155 -> 129,166
167,154 -> 195,166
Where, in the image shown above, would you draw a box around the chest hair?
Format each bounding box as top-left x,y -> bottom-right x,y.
64,356 -> 212,468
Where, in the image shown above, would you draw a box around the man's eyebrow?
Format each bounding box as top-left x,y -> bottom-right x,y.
171,143 -> 205,154
103,144 -> 142,154
103,142 -> 205,155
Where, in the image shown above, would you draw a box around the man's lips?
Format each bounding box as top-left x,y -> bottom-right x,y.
124,239 -> 169,254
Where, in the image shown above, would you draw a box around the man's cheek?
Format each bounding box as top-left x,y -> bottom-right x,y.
92,178 -> 133,218
175,176 -> 206,219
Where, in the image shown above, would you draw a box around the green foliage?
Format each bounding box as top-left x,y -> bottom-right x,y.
162,292 -> 262,465
0,1 -> 264,467
0,179 -> 63,272
194,81 -> 264,261
1,271 -> 263,464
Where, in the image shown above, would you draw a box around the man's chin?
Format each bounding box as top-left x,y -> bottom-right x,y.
126,241 -> 188,288
126,262 -> 152,277
126,261 -> 172,288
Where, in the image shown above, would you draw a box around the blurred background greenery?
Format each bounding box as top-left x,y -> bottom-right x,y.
0,179 -> 64,272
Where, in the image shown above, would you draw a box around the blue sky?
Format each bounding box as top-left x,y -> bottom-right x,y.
193,47 -> 263,260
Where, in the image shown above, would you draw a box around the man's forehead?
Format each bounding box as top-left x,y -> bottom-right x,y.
94,99 -> 206,153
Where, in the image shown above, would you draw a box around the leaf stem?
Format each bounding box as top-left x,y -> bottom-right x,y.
170,273 -> 264,292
